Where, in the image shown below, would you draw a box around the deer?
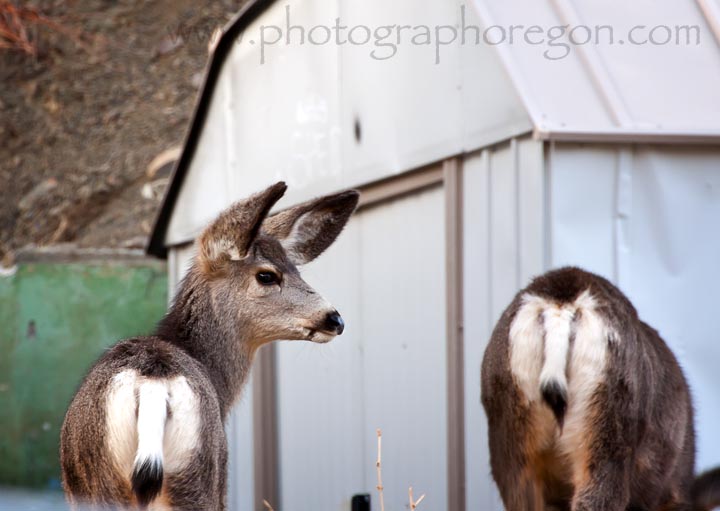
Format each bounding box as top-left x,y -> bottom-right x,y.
60,182 -> 359,510
481,266 -> 720,511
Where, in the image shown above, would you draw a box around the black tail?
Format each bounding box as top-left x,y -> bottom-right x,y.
541,380 -> 568,428
131,458 -> 164,508
693,467 -> 720,511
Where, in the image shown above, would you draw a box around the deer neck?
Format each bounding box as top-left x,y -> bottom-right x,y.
156,272 -> 257,420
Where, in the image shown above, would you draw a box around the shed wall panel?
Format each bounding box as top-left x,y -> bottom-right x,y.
339,0 -> 530,180
359,187 -> 448,511
488,142 -> 520,322
462,149 -> 499,511
548,143 -> 618,278
276,187 -> 448,509
275,218 -> 365,510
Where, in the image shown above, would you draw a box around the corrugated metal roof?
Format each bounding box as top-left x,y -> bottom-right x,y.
472,0 -> 720,139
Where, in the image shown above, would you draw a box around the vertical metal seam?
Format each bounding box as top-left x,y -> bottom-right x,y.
512,138 -> 521,289
253,344 -> 280,511
444,157 -> 466,511
612,149 -> 620,284
543,141 -> 554,269
484,149 -> 493,321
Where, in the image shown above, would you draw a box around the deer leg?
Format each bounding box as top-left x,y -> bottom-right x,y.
571,385 -> 632,511
486,401 -> 546,511
571,457 -> 630,511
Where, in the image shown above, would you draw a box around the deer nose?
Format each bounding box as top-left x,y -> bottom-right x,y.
324,311 -> 345,335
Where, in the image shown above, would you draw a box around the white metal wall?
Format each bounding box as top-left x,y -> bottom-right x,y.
165,0 -> 530,247
275,217 -> 365,511
549,142 -> 720,472
276,186 -> 448,510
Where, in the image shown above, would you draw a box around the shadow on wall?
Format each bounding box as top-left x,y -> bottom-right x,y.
0,252 -> 167,494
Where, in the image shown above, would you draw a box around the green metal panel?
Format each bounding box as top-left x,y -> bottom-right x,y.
0,262 -> 167,489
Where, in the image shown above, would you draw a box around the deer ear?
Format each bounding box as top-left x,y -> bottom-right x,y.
198,182 -> 287,273
263,190 -> 359,265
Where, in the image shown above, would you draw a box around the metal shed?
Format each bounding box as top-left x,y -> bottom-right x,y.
148,0 -> 720,509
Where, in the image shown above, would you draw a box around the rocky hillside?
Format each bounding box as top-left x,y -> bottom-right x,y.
0,0 -> 246,262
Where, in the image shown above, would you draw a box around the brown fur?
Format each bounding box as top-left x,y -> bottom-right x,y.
60,183 -> 359,510
481,267 -> 720,511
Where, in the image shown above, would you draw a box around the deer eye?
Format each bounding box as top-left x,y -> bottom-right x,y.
256,271 -> 279,286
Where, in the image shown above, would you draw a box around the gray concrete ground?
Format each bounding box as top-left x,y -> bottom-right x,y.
0,488 -> 69,511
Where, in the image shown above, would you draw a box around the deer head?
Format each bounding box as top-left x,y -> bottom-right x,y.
196,182 -> 359,347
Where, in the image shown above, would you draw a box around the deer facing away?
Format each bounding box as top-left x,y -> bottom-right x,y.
60,182 -> 359,510
482,267 -> 720,511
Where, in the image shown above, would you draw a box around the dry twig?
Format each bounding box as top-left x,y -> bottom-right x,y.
262,499 -> 275,511
408,486 -> 426,510
376,428 -> 385,511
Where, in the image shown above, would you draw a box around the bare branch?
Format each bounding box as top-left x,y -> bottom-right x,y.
376,428 -> 385,511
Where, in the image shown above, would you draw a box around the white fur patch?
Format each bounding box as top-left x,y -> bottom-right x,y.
163,376 -> 200,473
509,294 -> 547,401
281,210 -> 320,265
208,238 -> 242,261
106,370 -> 139,477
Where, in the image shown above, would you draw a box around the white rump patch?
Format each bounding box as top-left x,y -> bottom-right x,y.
106,370 -> 139,477
509,294 -> 547,401
105,371 -> 200,479
163,376 -> 200,472
509,290 -> 616,404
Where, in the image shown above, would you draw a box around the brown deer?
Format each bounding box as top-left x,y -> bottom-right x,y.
481,266 -> 720,511
60,182 -> 359,510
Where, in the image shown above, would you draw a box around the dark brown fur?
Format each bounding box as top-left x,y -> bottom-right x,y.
481,267 -> 720,511
61,183 -> 359,510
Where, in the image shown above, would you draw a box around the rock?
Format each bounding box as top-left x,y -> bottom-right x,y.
141,182 -> 154,200
155,34 -> 184,58
191,72 -> 204,88
18,178 -> 58,211
119,236 -> 148,249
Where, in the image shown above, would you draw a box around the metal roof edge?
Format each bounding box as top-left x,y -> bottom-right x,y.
146,0 -> 277,259
534,127 -> 720,145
